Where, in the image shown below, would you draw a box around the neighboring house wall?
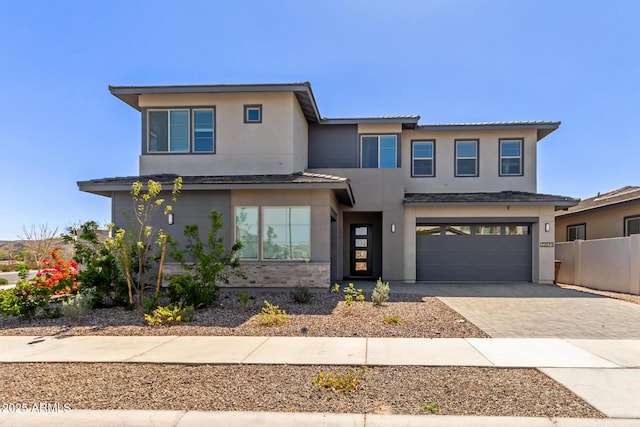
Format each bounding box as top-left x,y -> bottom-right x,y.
138,92 -> 306,176
402,129 -> 538,194
555,236 -> 640,295
555,203 -> 640,242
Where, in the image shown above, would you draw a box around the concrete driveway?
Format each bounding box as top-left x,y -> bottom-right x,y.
388,282 -> 640,339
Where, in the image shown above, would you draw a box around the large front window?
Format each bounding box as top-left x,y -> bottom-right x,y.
148,108 -> 214,153
235,206 -> 310,260
361,135 -> 397,168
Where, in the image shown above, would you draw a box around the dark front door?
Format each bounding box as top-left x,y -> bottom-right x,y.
350,224 -> 372,277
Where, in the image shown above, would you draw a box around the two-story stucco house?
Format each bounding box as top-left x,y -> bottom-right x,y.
78,82 -> 578,287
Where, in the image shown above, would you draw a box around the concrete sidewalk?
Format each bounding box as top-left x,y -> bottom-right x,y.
1,410 -> 640,427
1,335 -> 640,422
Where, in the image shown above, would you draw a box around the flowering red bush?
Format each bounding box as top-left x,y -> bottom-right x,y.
34,248 -> 78,295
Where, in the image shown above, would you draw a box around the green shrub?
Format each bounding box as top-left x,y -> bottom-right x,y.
170,210 -> 244,310
420,401 -> 440,414
342,283 -> 365,307
236,291 -> 255,307
145,303 -> 194,326
382,315 -> 404,324
62,288 -> 94,320
168,275 -> 218,309
290,285 -> 312,304
0,282 -> 52,319
371,278 -> 390,306
312,366 -> 367,393
0,278 -> 8,285
256,300 -> 287,326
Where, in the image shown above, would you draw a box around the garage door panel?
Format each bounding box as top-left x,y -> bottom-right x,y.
416,225 -> 532,282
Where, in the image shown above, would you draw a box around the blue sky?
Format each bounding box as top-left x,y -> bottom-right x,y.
1,0 -> 638,240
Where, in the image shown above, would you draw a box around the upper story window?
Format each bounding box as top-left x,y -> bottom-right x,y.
361,135 -> 397,168
500,139 -> 523,176
412,140 -> 435,177
147,108 -> 215,153
455,140 -> 478,177
244,104 -> 262,123
567,224 -> 586,241
625,216 -> 640,236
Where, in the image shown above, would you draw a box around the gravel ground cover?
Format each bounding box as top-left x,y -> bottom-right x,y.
0,363 -> 603,418
0,287 -> 607,418
0,289 -> 488,338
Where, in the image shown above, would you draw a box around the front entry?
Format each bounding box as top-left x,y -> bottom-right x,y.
350,224 -> 373,277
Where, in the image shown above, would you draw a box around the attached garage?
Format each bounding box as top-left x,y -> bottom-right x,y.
416,223 -> 532,282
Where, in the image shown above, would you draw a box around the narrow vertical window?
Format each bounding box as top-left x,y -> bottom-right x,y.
412,140 -> 435,177
193,109 -> 214,152
235,207 -> 259,259
455,140 -> 478,177
500,139 -> 523,176
169,110 -> 189,152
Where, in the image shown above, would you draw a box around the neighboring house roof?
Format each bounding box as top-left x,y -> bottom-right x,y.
109,83 -> 559,138
404,191 -> 578,210
78,172 -> 355,206
555,186 -> 640,218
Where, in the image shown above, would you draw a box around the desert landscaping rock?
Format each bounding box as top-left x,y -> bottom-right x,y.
0,363 -> 604,418
0,290 -> 488,338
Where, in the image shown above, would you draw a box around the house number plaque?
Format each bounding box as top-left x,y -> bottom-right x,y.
539,242 -> 554,248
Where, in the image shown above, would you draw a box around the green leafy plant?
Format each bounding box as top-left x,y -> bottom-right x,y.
330,283 -> 340,293
144,303 -> 194,326
290,285 -> 312,304
343,282 -> 365,307
371,277 -> 390,306
0,278 -> 8,285
61,288 -> 94,320
312,366 -> 367,393
236,291 -> 254,307
256,299 -> 287,326
420,401 -> 440,414
382,315 -> 404,324
62,220 -> 127,307
170,210 -> 244,309
142,291 -> 161,315
1,282 -> 52,319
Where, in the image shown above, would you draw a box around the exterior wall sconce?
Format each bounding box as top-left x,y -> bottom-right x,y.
391,223 -> 396,233
545,223 -> 550,232
168,213 -> 174,225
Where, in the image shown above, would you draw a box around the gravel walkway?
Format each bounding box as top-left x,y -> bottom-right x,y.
0,363 -> 603,418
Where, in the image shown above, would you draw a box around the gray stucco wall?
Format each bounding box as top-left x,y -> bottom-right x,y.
308,124 -> 358,168
112,190 -> 232,255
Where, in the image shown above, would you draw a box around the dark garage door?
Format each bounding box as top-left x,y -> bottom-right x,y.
416,224 -> 532,282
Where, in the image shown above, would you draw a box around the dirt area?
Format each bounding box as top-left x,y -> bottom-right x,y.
557,283 -> 640,305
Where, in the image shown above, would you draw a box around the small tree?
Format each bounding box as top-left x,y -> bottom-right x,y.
18,224 -> 59,270
106,178 -> 182,306
169,210 -> 244,308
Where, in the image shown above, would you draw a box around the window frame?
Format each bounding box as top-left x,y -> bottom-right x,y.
411,140 -> 435,177
359,134 -> 399,169
624,215 -> 640,236
454,139 -> 479,177
567,223 -> 586,241
499,138 -> 524,176
234,206 -> 311,261
146,106 -> 215,154
244,104 -> 262,123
